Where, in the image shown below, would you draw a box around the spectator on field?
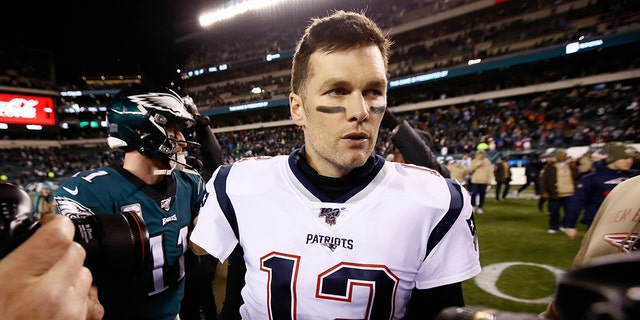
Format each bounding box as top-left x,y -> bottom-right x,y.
33,181 -> 56,219
493,154 -> 511,202
514,152 -> 541,199
469,149 -> 493,214
537,152 -> 555,212
539,148 -> 580,234
562,142 -> 640,239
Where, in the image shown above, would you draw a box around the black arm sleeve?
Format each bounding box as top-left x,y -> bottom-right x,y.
403,283 -> 464,320
219,245 -> 246,320
392,121 -> 451,178
194,114 -> 224,182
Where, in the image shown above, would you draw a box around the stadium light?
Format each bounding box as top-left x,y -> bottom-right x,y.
199,0 -> 286,27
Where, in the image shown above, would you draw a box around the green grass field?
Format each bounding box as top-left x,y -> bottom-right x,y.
462,188 -> 587,315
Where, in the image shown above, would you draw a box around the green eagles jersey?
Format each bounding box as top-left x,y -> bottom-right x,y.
55,166 -> 205,320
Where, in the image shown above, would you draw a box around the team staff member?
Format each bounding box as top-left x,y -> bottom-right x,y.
562,142 -> 639,239
192,10 -> 480,319
55,85 -> 218,320
446,156 -> 468,185
539,149 -> 579,233
493,154 -> 511,202
469,149 -> 492,214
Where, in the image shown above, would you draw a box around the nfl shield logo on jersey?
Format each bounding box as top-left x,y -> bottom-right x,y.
160,197 -> 172,211
318,207 -> 345,226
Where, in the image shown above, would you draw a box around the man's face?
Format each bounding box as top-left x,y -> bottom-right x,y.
290,45 -> 387,177
611,157 -> 635,171
166,125 -> 187,152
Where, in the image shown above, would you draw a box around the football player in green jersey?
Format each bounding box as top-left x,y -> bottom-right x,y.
55,85 -> 222,320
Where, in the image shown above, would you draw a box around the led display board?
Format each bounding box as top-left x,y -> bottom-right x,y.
0,93 -> 56,126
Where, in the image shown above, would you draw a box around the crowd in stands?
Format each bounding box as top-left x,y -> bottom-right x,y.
182,0 -> 472,74
2,77 -> 637,185
183,0 -> 639,111
0,145 -> 123,186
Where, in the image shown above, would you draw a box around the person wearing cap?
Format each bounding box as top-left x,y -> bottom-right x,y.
562,142 -> 640,239
446,156 -> 468,186
33,181 -> 56,219
539,148 -> 580,233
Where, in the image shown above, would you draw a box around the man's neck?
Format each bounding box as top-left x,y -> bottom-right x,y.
123,152 -> 167,185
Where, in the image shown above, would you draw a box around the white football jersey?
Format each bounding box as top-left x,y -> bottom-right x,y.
191,153 -> 480,319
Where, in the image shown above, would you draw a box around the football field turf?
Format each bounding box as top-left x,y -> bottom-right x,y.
462,188 -> 586,315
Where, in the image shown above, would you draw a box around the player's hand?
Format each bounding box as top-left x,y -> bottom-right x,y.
0,215 -> 103,320
563,228 -> 578,240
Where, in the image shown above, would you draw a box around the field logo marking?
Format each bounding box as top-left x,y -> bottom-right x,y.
475,262 -> 565,304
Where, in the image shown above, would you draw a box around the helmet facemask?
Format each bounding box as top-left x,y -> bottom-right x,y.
145,111 -> 197,175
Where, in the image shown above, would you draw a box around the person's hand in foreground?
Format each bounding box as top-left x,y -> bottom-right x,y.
0,214 -> 104,320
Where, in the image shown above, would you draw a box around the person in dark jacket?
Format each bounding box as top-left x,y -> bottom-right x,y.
493,154 -> 511,202
514,152 -> 541,199
562,142 -> 639,239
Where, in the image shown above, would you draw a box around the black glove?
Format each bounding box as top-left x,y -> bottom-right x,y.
381,110 -> 400,130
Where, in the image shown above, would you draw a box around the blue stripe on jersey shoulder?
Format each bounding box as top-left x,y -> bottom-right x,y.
213,164 -> 240,240
425,179 -> 464,259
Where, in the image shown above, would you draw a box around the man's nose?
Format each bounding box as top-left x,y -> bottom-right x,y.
347,93 -> 369,123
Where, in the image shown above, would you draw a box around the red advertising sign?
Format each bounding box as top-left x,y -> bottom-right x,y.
0,93 -> 56,126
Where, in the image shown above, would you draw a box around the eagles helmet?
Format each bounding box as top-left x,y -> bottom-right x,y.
107,85 -> 197,165
0,182 -> 38,259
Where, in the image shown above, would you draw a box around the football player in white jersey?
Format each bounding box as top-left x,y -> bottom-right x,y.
191,10 -> 481,319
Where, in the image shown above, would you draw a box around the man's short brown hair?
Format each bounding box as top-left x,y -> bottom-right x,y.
290,10 -> 392,97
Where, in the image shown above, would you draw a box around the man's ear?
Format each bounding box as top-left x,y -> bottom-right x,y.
290,92 -> 305,126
